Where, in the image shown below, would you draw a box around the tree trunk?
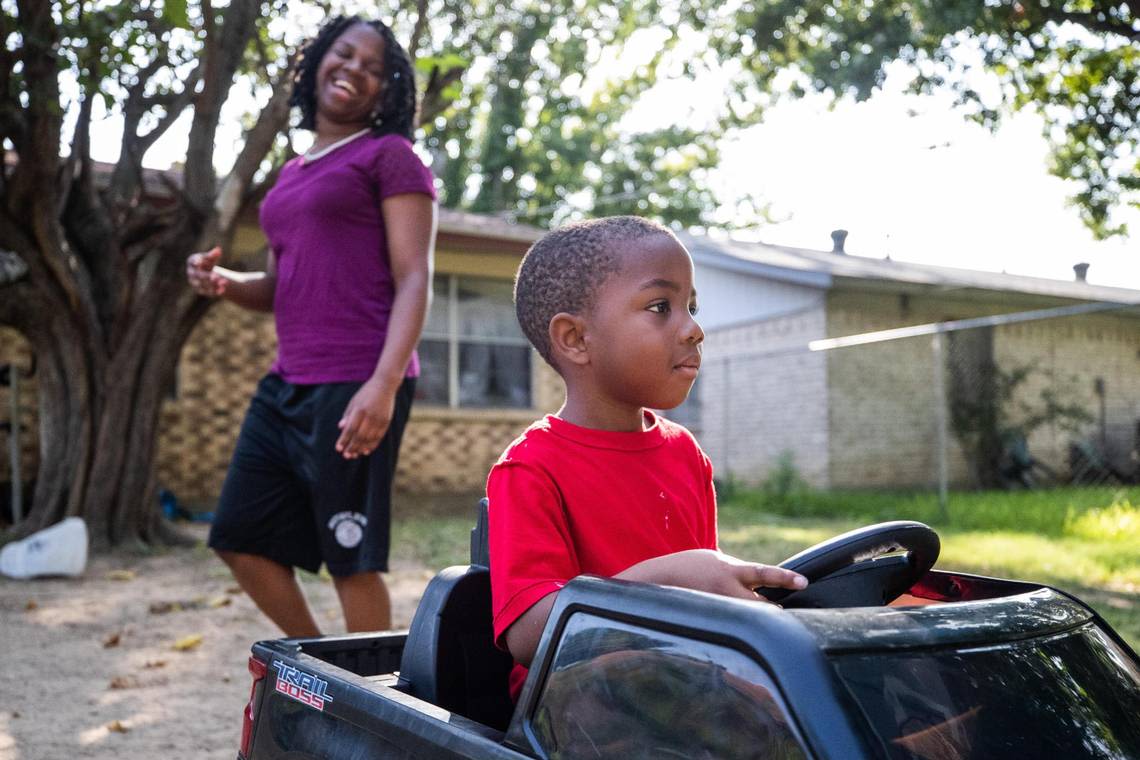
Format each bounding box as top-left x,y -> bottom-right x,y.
2,0 -> 303,548
10,238 -> 208,549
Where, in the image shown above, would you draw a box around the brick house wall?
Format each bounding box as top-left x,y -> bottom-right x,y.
699,303 -> 830,488
2,212 -> 559,510
825,289 -> 1139,488
0,327 -> 36,486
693,284 -> 1140,491
994,313 -> 1140,475
154,298 -> 562,505
824,290 -> 979,489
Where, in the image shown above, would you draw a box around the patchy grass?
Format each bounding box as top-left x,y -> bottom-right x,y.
719,488 -> 1140,649
391,513 -> 474,570
389,488 -> 1140,650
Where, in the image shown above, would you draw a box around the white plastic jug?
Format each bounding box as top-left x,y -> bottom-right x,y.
0,517 -> 89,579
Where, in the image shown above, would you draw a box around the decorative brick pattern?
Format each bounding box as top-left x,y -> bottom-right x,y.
0,327 -> 38,484
3,305 -> 560,508
155,301 -> 277,504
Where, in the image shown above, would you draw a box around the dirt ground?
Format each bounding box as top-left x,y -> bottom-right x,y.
0,524 -> 436,760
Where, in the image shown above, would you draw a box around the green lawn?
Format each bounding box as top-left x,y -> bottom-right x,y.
718,486 -> 1140,649
392,486 -> 1140,649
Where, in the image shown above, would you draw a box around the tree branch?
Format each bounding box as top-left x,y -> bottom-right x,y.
110,55 -> 169,210
8,0 -> 88,316
244,143 -> 295,211
0,9 -> 23,154
420,65 -> 467,126
407,0 -> 431,62
136,66 -> 203,158
184,0 -> 260,209
207,70 -> 293,245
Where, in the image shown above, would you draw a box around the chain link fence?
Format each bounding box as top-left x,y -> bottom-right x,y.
675,302 -> 1140,505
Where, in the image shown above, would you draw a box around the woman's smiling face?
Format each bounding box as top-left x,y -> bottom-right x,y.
314,23 -> 386,128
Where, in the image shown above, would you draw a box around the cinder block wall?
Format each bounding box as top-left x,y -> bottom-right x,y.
825,290 -> 1138,488
995,313 -> 1140,475
700,305 -> 830,488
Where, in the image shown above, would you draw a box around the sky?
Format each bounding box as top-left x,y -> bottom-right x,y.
82,26 -> 1138,291
618,43 -> 1139,290
712,90 -> 1140,289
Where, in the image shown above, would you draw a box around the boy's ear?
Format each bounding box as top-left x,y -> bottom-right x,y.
548,312 -> 590,367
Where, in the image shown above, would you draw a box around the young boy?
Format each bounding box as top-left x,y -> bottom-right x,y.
487,216 -> 807,695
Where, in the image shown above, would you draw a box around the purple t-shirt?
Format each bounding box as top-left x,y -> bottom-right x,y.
259,133 -> 437,384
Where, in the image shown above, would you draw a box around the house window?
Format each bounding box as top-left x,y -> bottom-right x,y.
418,274 -> 532,409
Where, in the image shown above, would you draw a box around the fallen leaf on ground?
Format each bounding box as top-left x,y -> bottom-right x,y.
144,660 -> 167,669
109,676 -> 139,690
106,720 -> 129,733
24,600 -> 37,611
208,595 -> 232,608
106,570 -> 136,581
225,585 -> 243,595
173,633 -> 204,651
151,596 -> 215,614
149,601 -> 182,614
103,632 -> 121,648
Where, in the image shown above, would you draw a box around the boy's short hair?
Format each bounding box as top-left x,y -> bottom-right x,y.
514,216 -> 674,365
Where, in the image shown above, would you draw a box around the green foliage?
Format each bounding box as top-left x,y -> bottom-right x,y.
413,1 -> 742,227
946,331 -> 1092,488
160,0 -> 190,30
759,450 -> 810,506
956,361 -> 1092,435
694,0 -> 1140,238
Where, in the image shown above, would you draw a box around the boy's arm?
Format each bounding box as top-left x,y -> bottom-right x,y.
504,550 -> 807,666
489,459 -> 580,666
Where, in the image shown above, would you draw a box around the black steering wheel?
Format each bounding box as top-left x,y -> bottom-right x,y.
759,521 -> 940,609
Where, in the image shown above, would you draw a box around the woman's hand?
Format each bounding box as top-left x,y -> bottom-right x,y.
186,246 -> 227,297
336,378 -> 397,459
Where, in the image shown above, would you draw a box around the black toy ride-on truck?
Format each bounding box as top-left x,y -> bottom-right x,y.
237,502 -> 1140,759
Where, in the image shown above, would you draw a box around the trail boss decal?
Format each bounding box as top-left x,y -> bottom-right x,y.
273,661 -> 334,711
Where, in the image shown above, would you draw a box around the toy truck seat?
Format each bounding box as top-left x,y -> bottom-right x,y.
397,499 -> 515,731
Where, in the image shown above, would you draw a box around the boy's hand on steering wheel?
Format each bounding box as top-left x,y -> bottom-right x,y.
620,549 -> 807,603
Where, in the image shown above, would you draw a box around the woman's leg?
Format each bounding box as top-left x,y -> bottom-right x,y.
217,550 -> 321,637
331,570 -> 391,632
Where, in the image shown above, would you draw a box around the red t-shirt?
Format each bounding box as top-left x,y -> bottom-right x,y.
487,411 -> 718,696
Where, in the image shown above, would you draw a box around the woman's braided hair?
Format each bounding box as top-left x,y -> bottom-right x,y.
290,16 -> 417,141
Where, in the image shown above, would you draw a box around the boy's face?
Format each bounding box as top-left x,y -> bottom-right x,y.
583,234 -> 704,414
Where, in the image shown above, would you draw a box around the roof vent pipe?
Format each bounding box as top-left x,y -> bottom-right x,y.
1073,262 -> 1090,282
831,229 -> 848,254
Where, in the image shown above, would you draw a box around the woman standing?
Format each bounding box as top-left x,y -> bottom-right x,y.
186,16 -> 436,635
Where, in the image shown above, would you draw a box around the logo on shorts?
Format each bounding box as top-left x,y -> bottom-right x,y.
327,511 -> 368,548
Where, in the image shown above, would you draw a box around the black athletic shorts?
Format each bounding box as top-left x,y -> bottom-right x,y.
207,373 -> 415,576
